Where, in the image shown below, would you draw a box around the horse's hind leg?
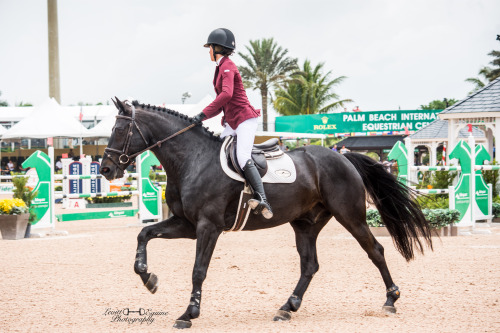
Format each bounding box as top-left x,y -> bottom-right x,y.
332,204 -> 401,313
274,210 -> 330,321
134,215 -> 196,293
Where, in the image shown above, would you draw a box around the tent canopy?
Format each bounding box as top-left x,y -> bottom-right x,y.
86,95 -> 224,138
1,98 -> 92,139
336,135 -> 406,150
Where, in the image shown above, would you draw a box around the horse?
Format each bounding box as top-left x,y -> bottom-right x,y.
99,98 -> 433,329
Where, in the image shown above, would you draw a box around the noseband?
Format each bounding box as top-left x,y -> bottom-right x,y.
104,102 -> 196,170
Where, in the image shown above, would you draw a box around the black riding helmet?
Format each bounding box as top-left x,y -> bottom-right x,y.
204,28 -> 235,50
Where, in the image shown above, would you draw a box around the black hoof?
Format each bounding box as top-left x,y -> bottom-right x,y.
273,309 -> 292,321
382,305 -> 396,313
173,320 -> 192,329
144,273 -> 159,294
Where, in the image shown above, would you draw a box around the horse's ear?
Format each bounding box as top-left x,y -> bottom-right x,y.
113,97 -> 125,114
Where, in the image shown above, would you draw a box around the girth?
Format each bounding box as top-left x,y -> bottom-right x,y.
225,136 -> 284,178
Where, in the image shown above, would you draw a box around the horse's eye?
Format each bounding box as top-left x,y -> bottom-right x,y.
115,127 -> 127,135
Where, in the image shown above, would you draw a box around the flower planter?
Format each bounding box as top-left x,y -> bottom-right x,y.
85,202 -> 133,209
0,214 -> 30,240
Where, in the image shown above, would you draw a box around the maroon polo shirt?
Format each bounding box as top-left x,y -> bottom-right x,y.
202,57 -> 260,129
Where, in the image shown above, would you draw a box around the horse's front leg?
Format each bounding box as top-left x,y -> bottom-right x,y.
174,220 -> 220,329
134,215 -> 196,293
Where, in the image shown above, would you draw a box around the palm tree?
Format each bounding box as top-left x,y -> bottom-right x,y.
273,60 -> 353,115
465,67 -> 491,94
465,38 -> 500,94
0,91 -> 8,107
238,38 -> 298,131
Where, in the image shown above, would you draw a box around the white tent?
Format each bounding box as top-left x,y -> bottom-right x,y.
1,98 -> 92,139
86,95 -> 224,138
0,124 -> 7,136
86,110 -> 118,138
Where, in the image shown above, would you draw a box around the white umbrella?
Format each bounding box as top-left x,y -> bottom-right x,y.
2,98 -> 92,139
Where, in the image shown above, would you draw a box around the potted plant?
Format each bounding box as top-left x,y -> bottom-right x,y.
12,177 -> 38,238
366,209 -> 390,236
0,198 -> 30,240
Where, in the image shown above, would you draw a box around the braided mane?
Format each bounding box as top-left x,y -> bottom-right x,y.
132,100 -> 222,142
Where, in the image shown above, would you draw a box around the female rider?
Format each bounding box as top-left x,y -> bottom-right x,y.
192,28 -> 273,219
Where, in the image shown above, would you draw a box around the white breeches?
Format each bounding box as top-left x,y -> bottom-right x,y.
220,117 -> 258,170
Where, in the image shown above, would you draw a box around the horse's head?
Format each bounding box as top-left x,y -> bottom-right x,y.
100,97 -> 150,180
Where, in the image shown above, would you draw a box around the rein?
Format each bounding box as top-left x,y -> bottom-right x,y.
104,103 -> 197,170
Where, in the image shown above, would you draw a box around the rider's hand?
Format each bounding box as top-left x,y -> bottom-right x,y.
192,112 -> 206,125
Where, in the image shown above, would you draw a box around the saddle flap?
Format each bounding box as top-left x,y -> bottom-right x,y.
220,136 -> 296,184
225,136 -> 269,178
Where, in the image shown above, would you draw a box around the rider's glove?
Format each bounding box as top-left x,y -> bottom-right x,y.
192,112 -> 206,125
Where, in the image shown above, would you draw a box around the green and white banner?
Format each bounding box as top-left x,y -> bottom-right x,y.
275,110 -> 441,136
137,151 -> 162,221
22,150 -> 54,229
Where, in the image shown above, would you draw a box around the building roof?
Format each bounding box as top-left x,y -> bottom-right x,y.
336,135 -> 406,150
409,119 -> 485,140
440,77 -> 500,114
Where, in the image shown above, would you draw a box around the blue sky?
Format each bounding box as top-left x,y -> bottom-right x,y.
1,0 -> 499,120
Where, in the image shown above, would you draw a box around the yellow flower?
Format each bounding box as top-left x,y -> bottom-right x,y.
0,198 -> 27,215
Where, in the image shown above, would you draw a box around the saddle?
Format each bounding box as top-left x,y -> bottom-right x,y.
225,136 -> 284,178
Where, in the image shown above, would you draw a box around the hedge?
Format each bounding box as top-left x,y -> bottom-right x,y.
367,209 -> 460,229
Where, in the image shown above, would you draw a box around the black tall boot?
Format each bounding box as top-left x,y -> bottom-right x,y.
243,159 -> 273,219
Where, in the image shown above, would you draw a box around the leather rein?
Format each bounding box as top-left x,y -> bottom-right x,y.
104,102 -> 196,171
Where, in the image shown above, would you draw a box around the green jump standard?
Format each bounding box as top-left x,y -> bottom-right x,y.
56,209 -> 139,222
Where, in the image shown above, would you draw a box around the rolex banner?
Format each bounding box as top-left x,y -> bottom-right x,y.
275,110 -> 441,136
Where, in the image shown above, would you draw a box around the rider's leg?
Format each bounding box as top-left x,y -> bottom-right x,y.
234,117 -> 273,219
219,122 -> 235,139
243,159 -> 273,219
234,117 -> 258,170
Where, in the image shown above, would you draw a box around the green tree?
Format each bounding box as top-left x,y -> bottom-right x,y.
465,36 -> 500,93
238,38 -> 298,131
419,98 -> 458,110
0,91 -> 8,107
15,101 -> 33,107
465,67 -> 491,94
273,60 -> 353,115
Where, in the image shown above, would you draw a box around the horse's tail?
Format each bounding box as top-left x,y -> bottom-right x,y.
343,152 -> 433,261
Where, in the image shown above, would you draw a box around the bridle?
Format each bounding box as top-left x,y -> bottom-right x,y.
104,102 -> 196,171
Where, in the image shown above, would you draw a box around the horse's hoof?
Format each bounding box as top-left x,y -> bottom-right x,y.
144,273 -> 159,294
382,305 -> 397,313
173,320 -> 192,329
273,309 -> 292,321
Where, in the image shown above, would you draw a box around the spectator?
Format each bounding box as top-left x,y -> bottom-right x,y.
55,158 -> 63,171
340,145 -> 350,154
278,139 -> 286,151
7,159 -> 14,173
68,149 -> 75,158
331,144 -> 338,152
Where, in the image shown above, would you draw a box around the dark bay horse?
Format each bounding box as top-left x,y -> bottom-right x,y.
100,98 -> 433,329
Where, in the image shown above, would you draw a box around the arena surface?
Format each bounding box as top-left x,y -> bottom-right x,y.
1,217 -> 499,332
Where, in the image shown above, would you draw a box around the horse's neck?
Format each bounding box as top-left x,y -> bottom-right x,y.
142,112 -> 221,181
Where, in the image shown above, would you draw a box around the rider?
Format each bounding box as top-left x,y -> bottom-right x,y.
192,28 -> 273,219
